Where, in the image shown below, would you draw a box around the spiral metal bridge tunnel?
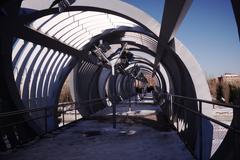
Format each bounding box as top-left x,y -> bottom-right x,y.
0,0 -> 240,160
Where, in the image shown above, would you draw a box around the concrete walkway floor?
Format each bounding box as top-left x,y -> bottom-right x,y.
1,120 -> 193,160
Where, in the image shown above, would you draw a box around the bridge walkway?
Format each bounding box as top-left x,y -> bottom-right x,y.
0,97 -> 193,160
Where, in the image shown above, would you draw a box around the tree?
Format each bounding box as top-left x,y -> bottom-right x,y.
229,84 -> 240,105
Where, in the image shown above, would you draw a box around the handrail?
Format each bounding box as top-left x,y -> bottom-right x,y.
0,98 -> 106,117
0,114 -> 52,129
160,93 -> 240,109
0,106 -> 50,117
173,102 -> 240,135
0,98 -> 107,130
171,94 -> 240,109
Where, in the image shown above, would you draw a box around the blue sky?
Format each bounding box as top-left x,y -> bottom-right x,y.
123,0 -> 240,77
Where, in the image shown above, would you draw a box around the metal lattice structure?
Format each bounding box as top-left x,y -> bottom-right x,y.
0,0 -> 239,159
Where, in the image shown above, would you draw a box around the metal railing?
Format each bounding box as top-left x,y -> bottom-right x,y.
57,98 -> 105,126
0,98 -> 106,150
159,93 -> 240,160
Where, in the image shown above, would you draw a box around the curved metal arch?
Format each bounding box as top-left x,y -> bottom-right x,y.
20,0 -> 210,103
88,66 -> 103,99
90,32 -> 196,96
127,62 -> 164,90
12,40 -> 28,67
39,12 -> 83,35
22,46 -> 44,103
36,50 -> 56,98
45,52 -> 65,96
82,30 -> 170,95
15,43 -> 37,94
44,11 -> 131,43
21,1 -> 159,35
96,67 -> 111,98
30,48 -> 50,98
72,61 -> 103,116
15,3 -> 163,109
52,54 -> 70,83
83,26 -> 156,50
41,51 -> 60,97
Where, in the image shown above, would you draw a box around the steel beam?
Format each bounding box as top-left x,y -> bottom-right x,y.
12,25 -> 93,63
153,0 -> 192,70
231,0 -> 240,40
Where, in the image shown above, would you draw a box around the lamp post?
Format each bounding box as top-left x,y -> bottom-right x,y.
93,42 -> 128,128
